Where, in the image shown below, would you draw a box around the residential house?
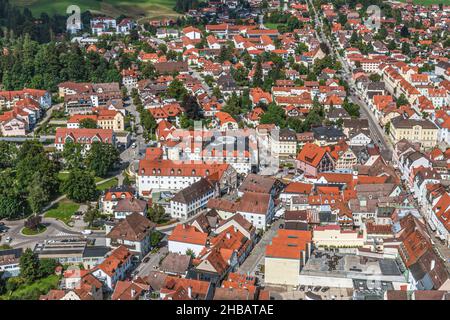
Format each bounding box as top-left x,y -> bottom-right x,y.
106,213 -> 156,259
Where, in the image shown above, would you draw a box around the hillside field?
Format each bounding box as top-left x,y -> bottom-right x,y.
397,0 -> 448,5
14,0 -> 180,20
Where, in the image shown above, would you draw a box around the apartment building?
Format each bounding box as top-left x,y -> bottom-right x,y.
389,118 -> 439,149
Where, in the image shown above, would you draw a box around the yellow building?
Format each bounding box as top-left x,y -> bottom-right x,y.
390,117 -> 438,149
269,128 -> 298,160
97,110 -> 125,132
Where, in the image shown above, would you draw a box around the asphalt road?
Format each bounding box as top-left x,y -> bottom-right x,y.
135,245 -> 168,278
0,217 -> 95,249
237,219 -> 282,279
309,0 -> 393,161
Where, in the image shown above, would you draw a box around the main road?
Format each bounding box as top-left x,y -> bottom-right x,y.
308,0 -> 393,161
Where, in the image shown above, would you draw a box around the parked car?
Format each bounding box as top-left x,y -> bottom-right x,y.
143,257 -> 150,263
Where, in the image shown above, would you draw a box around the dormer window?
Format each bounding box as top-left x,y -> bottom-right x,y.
192,169 -> 196,175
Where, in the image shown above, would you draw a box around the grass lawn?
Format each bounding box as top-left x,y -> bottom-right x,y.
57,171 -> 70,182
15,0 -> 180,20
264,23 -> 284,30
96,177 -> 119,191
0,275 -> 60,300
59,171 -> 111,183
21,225 -> 47,236
44,200 -> 80,225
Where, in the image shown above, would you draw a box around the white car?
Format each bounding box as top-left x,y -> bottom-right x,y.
5,236 -> 12,242
82,230 -> 92,235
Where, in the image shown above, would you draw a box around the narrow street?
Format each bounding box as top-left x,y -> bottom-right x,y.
237,219 -> 282,279
136,246 -> 168,278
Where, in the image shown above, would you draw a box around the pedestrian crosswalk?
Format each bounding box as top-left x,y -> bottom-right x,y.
54,231 -> 75,237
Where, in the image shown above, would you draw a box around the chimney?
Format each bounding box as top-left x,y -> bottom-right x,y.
187,286 -> 192,298
226,232 -> 231,239
431,260 -> 435,271
131,288 -> 136,298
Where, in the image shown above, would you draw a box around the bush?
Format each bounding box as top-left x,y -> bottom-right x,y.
4,275 -> 60,300
5,277 -> 25,292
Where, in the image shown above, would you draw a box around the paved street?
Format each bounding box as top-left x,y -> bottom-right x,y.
309,0 -> 393,161
136,245 -> 168,278
349,93 -> 393,161
190,67 -> 213,96
237,219 -> 282,281
0,217 -> 86,249
31,103 -> 63,136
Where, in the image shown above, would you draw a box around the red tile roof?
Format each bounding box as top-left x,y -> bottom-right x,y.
168,224 -> 208,246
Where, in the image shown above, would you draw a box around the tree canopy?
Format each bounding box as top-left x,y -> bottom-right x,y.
62,169 -> 98,203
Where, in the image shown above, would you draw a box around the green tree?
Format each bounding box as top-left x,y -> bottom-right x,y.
385,122 -> 391,135
83,205 -> 100,227
0,141 -> 18,169
63,169 -> 98,203
85,142 -> 119,178
252,60 -> 263,88
400,26 -> 410,38
259,103 -> 286,127
222,92 -> 241,118
369,74 -> 381,82
343,99 -> 360,118
401,42 -> 410,55
28,178 -> 49,214
150,232 -> 162,247
185,248 -> 196,258
0,189 -> 24,220
167,79 -> 188,100
19,248 -> 41,283
79,118 -> 97,129
396,94 -> 409,107
39,259 -> 58,278
62,142 -> 84,170
141,111 -> 157,134
180,113 -> 194,129
146,203 -> 168,224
